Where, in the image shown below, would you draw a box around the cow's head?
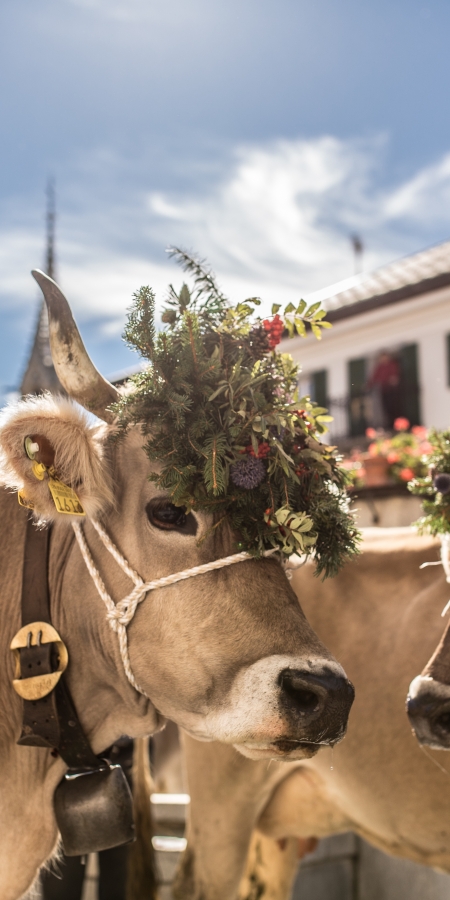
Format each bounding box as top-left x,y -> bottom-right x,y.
0,271 -> 354,760
407,616 -> 450,750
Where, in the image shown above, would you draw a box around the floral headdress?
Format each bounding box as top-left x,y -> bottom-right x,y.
113,249 -> 360,578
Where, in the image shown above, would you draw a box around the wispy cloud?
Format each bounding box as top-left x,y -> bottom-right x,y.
147,134 -> 450,299
2,133 -> 450,384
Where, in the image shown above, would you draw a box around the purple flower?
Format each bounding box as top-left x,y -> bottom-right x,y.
231,456 -> 266,489
434,473 -> 450,495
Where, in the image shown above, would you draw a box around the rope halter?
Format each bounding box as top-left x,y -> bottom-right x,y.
420,533 -> 450,617
72,520 -> 280,697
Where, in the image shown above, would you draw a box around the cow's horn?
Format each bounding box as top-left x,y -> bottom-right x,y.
32,269 -> 120,423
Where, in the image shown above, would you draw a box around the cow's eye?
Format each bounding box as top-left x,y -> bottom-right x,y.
146,500 -> 197,535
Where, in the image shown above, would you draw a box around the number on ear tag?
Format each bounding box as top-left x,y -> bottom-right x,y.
48,478 -> 86,517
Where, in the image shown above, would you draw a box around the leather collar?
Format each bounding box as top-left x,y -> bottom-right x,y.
15,516 -> 102,770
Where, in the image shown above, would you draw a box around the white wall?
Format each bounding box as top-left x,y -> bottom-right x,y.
287,284 -> 450,431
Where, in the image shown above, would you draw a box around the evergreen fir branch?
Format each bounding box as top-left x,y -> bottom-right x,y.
123,286 -> 155,359
203,434 -> 228,496
166,247 -> 228,316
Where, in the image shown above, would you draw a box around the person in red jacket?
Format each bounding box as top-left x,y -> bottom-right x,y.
367,351 -> 401,429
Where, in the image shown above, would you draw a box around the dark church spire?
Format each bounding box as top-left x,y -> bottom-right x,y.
45,177 -> 56,280
21,179 -> 63,396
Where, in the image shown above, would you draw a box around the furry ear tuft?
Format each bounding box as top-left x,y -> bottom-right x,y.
0,394 -> 113,521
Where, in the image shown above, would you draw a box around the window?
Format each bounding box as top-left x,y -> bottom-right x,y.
398,343 -> 420,425
347,345 -> 421,437
348,357 -> 367,436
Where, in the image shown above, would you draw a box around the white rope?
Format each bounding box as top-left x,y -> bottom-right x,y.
441,534 -> 450,585
420,534 -> 450,617
72,520 -> 277,696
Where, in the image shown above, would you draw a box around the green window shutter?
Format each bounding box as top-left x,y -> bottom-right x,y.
348,357 -> 367,436
348,358 -> 366,396
398,343 -> 421,426
311,370 -> 328,408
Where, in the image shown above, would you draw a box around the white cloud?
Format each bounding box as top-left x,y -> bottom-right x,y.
384,153 -> 450,224
145,134 -> 447,300
0,231 -> 44,305
2,134 -> 450,347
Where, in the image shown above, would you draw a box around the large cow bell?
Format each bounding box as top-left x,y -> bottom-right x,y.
54,762 -> 135,856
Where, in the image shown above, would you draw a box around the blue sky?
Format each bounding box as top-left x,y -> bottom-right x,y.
2,0 -> 450,387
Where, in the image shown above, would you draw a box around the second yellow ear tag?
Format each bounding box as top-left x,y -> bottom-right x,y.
48,478 -> 86,517
18,490 -> 35,510
32,462 -> 47,481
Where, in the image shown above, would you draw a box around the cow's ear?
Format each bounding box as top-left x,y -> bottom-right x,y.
0,394 -> 113,520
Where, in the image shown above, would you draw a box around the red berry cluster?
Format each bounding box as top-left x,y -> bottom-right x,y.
244,441 -> 271,458
262,314 -> 284,349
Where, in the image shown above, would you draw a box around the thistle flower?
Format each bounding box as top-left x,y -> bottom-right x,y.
434,473 -> 450,495
231,456 -> 266,489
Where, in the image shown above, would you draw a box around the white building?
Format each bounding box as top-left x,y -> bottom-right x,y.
288,239 -> 450,441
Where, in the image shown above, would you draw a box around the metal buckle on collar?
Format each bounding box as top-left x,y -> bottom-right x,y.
10,622 -> 68,700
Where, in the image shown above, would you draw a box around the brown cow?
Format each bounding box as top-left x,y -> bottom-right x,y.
407,542 -> 450,749
0,271 -> 353,900
175,528 -> 450,900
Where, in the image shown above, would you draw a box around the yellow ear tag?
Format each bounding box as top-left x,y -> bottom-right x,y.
18,490 -> 35,510
48,478 -> 86,517
32,462 -> 47,481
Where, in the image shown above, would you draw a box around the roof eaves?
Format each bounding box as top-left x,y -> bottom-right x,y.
325,271 -> 450,324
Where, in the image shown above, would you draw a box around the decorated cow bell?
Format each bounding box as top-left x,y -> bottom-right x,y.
54,762 -> 135,856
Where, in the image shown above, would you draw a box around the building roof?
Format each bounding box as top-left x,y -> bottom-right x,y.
306,238 -> 450,324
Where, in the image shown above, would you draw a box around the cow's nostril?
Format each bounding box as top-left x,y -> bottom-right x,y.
279,672 -> 321,714
288,691 -> 319,712
435,711 -> 450,733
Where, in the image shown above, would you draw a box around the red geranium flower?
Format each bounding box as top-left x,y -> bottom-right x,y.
420,441 -> 433,454
400,467 -> 415,481
394,417 -> 410,432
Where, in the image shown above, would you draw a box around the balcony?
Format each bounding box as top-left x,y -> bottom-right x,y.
324,384 -> 421,447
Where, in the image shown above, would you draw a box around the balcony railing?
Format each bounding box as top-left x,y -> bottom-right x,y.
323,384 -> 421,442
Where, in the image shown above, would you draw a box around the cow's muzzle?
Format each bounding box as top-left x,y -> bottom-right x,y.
276,662 -> 355,751
407,675 -> 450,749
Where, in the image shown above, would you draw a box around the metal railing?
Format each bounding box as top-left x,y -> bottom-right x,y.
323,386 -> 422,441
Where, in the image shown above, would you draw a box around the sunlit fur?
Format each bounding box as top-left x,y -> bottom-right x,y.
0,393 -> 113,521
